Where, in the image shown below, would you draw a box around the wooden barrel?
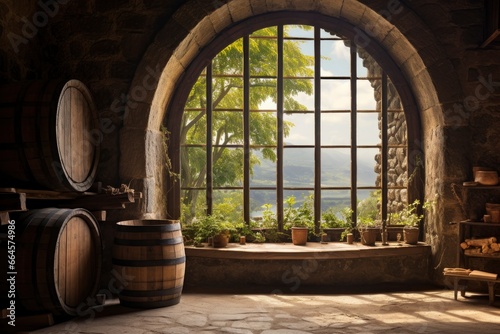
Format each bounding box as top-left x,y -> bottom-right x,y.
17,208 -> 102,316
0,79 -> 100,192
112,219 -> 185,308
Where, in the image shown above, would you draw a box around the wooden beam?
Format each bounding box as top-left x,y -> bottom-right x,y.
0,193 -> 27,212
0,212 -> 10,225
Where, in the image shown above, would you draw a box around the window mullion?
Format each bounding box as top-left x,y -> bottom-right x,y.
277,25 -> 284,231
314,26 -> 321,234
350,43 -> 357,224
206,62 -> 213,215
243,35 -> 250,224
381,72 -> 388,223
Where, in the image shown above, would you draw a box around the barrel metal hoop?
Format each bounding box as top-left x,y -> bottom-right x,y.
119,286 -> 183,298
116,223 -> 181,233
112,256 -> 186,267
113,236 -> 184,246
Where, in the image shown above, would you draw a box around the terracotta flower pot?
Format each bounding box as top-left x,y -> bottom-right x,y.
359,227 -> 378,246
212,233 -> 229,248
291,227 -> 308,245
403,227 -> 419,245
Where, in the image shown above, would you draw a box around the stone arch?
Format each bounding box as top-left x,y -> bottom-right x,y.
119,0 -> 461,219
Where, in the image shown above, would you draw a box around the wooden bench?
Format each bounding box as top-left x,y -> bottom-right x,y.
444,272 -> 500,305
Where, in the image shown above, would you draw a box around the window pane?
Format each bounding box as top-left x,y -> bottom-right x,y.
250,190 -> 277,222
321,40 -> 351,77
358,49 -> 381,79
250,78 -> 276,109
181,146 -> 206,187
182,111 -> 206,145
286,25 -> 314,39
321,79 -> 350,110
185,75 -> 206,109
250,32 -> 277,77
388,189 -> 408,214
181,189 -> 206,223
388,111 -> 407,145
357,189 -> 380,222
357,53 -> 368,77
321,112 -> 350,145
284,78 -> 314,110
250,148 -> 276,187
284,147 -> 314,188
213,41 -> 243,76
213,189 -> 243,222
321,190 -> 351,212
284,113 -> 314,145
250,112 -> 277,146
357,79 -> 377,110
357,112 -> 380,146
213,147 -> 243,187
321,148 -> 351,187
212,111 -> 243,145
357,148 -> 379,187
284,39 -> 314,78
213,76 -> 243,110
387,147 -> 407,187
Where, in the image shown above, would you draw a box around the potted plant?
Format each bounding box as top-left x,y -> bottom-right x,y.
251,203 -> 288,242
321,207 -> 353,242
283,195 -> 311,245
189,214 -> 236,248
357,218 -> 381,246
388,199 -> 434,245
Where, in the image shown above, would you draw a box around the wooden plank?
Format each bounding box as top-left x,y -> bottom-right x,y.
64,192 -> 135,210
0,188 -> 16,193
17,188 -> 96,200
0,192 -> 27,212
91,210 -> 107,221
0,212 -> 10,225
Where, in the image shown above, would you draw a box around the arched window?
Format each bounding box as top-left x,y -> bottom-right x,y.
167,13 -> 421,233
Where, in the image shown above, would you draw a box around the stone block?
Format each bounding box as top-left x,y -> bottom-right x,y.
174,32 -> 201,69
119,127 -> 148,180
123,100 -> 152,129
90,39 -> 120,58
340,0 -> 367,25
249,0 -> 268,15
316,0 -> 342,18
193,17 -> 217,47
228,0 -> 253,22
209,4 -> 233,33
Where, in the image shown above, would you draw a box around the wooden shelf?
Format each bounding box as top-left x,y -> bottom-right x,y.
457,220 -> 500,267
0,186 -> 142,224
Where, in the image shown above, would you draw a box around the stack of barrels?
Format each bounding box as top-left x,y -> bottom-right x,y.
0,79 -> 103,316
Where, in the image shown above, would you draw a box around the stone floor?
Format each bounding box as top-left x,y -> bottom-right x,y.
31,284 -> 500,334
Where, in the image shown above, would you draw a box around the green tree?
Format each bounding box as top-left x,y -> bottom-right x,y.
181,26 -> 315,222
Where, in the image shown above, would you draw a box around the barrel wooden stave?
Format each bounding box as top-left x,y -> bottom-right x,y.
112,220 -> 185,308
17,208 -> 102,316
0,80 -> 100,192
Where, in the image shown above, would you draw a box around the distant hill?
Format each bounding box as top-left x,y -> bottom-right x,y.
249,146 -> 377,213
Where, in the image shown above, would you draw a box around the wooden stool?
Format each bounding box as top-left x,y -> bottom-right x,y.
444,272 -> 500,305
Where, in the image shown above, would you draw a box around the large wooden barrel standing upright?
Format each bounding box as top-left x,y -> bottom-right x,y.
17,208 -> 102,316
112,220 -> 185,308
0,79 -> 100,192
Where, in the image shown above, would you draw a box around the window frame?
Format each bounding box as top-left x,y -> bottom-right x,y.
166,12 -> 423,227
